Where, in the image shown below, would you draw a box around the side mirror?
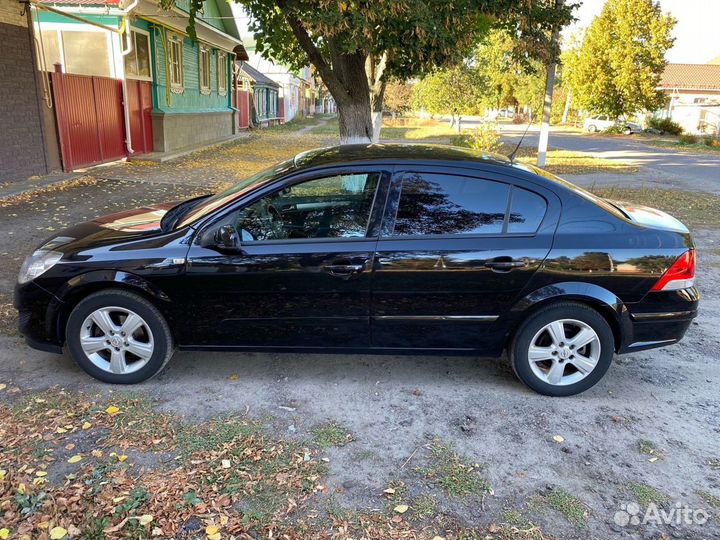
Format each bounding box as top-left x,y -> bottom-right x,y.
214,224 -> 241,252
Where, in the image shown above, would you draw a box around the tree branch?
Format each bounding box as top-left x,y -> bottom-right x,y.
275,0 -> 349,102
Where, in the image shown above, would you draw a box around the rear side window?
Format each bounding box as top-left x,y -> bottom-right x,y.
392,173 -> 509,236
507,187 -> 547,233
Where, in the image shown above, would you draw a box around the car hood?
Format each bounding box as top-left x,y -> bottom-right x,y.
92,202 -> 176,232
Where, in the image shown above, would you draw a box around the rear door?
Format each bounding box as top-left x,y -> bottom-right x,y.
370,167 -> 560,352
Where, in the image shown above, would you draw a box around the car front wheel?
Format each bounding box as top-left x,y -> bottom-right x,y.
510,302 -> 614,396
66,289 -> 175,384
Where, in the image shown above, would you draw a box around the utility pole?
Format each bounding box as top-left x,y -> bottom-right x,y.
537,0 -> 563,168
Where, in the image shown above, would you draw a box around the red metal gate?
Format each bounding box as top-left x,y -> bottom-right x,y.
51,69 -> 127,171
125,80 -> 154,155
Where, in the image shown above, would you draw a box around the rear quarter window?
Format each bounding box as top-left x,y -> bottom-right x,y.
508,187 -> 547,233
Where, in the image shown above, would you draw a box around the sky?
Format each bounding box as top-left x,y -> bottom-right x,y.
561,0 -> 720,64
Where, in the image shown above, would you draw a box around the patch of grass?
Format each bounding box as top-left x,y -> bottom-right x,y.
545,490 -> 589,528
411,493 -> 437,520
239,481 -> 289,527
271,115 -> 325,132
416,439 -> 491,498
500,508 -> 533,529
640,136 -> 720,155
380,117 -> 458,142
516,148 -> 638,175
311,422 -> 354,448
308,117 -> 339,136
589,186 -> 720,230
626,482 -> 668,507
697,490 -> 720,509
709,458 -> 720,470
638,439 -> 661,457
177,416 -> 260,456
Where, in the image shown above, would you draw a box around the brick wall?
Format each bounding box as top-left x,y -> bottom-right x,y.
0,0 -> 53,181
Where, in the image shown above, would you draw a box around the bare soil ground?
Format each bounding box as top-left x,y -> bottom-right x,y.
1,122 -> 719,539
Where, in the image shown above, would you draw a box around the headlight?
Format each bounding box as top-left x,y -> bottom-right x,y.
18,250 -> 63,284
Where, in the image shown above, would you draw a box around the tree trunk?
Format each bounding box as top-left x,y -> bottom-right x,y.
561,91 -> 571,124
337,97 -> 373,144
367,54 -> 388,143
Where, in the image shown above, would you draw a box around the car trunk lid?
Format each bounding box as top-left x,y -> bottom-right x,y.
604,199 -> 689,233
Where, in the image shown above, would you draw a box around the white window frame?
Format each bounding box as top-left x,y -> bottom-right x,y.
124,27 -> 152,81
167,33 -> 184,91
199,44 -> 211,95
217,52 -> 227,96
34,22 -> 116,77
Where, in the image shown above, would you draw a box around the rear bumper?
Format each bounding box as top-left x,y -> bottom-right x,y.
620,287 -> 699,353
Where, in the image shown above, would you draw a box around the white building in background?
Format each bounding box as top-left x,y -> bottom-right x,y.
230,5 -> 315,122
658,63 -> 720,135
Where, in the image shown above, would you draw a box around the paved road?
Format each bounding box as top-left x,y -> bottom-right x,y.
458,117 -> 720,193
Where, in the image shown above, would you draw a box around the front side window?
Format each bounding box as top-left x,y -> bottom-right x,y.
124,30 -> 151,80
231,173 -> 381,242
391,173 -> 510,236
217,53 -> 227,95
168,34 -> 184,89
199,45 -> 211,94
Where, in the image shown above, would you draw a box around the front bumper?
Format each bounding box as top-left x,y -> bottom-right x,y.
14,280 -> 64,354
620,287 -> 699,353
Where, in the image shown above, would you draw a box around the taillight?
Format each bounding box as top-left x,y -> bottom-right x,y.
651,249 -> 696,291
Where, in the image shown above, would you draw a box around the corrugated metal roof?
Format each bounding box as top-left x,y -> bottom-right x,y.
660,63 -> 720,91
38,0 -> 122,5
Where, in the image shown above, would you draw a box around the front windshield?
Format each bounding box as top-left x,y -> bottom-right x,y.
176,158 -> 296,229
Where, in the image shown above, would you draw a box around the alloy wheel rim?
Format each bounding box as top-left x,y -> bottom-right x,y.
79,306 -> 154,375
527,319 -> 601,386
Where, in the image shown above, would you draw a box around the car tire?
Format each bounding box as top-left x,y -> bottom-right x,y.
510,302 -> 614,397
66,289 -> 175,384
587,124 -> 597,133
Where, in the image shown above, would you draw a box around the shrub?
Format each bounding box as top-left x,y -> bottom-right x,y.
679,133 -> 698,145
702,135 -> 720,147
460,123 -> 502,153
604,124 -> 626,134
512,113 -> 529,124
649,117 -> 683,135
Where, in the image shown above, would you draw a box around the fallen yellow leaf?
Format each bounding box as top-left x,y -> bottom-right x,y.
82,422 -> 92,429
105,405 -> 120,415
38,522 -> 49,529
227,374 -> 240,381
50,526 -> 67,539
32,478 -> 46,485
208,534 -> 221,540
138,514 -> 154,525
206,525 -> 219,536
67,454 -> 82,464
56,428 -> 67,434
35,398 -> 46,403
394,504 -> 409,514
17,483 -> 26,494
35,471 -> 47,477
0,528 -> 9,539
91,450 -> 103,458
0,469 -> 6,480
431,537 -> 446,540
117,454 -> 128,462
553,435 -> 565,443
648,457 -> 659,463
0,383 -> 6,391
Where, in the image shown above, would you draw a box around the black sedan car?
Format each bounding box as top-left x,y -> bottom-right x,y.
15,144 -> 699,396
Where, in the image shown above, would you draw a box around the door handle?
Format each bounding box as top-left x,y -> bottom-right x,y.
322,263 -> 365,278
484,260 -> 528,271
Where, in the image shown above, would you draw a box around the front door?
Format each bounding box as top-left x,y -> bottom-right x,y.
183,169 -> 387,348
370,168 -> 559,352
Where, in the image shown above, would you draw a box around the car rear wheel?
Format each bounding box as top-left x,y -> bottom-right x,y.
587,124 -> 598,133
510,302 -> 614,396
66,289 -> 174,384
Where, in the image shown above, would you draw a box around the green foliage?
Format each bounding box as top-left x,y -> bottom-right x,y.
473,29 -> 546,113
311,422 -> 354,448
453,123 -> 502,153
679,133 -> 698,145
415,439 -> 491,498
649,117 -> 683,135
411,66 -> 483,117
627,482 -> 668,507
546,490 -> 588,527
563,0 -> 675,117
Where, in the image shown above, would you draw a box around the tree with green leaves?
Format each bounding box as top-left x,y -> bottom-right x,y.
563,0 -> 675,118
224,0 -> 575,143
411,66 -> 484,130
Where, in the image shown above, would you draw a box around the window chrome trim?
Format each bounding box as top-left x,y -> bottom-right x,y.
373,315 -> 498,322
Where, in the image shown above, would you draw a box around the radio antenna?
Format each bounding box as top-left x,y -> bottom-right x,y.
508,113 -> 533,163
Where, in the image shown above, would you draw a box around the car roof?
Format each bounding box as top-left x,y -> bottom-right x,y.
293,143 -> 515,170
